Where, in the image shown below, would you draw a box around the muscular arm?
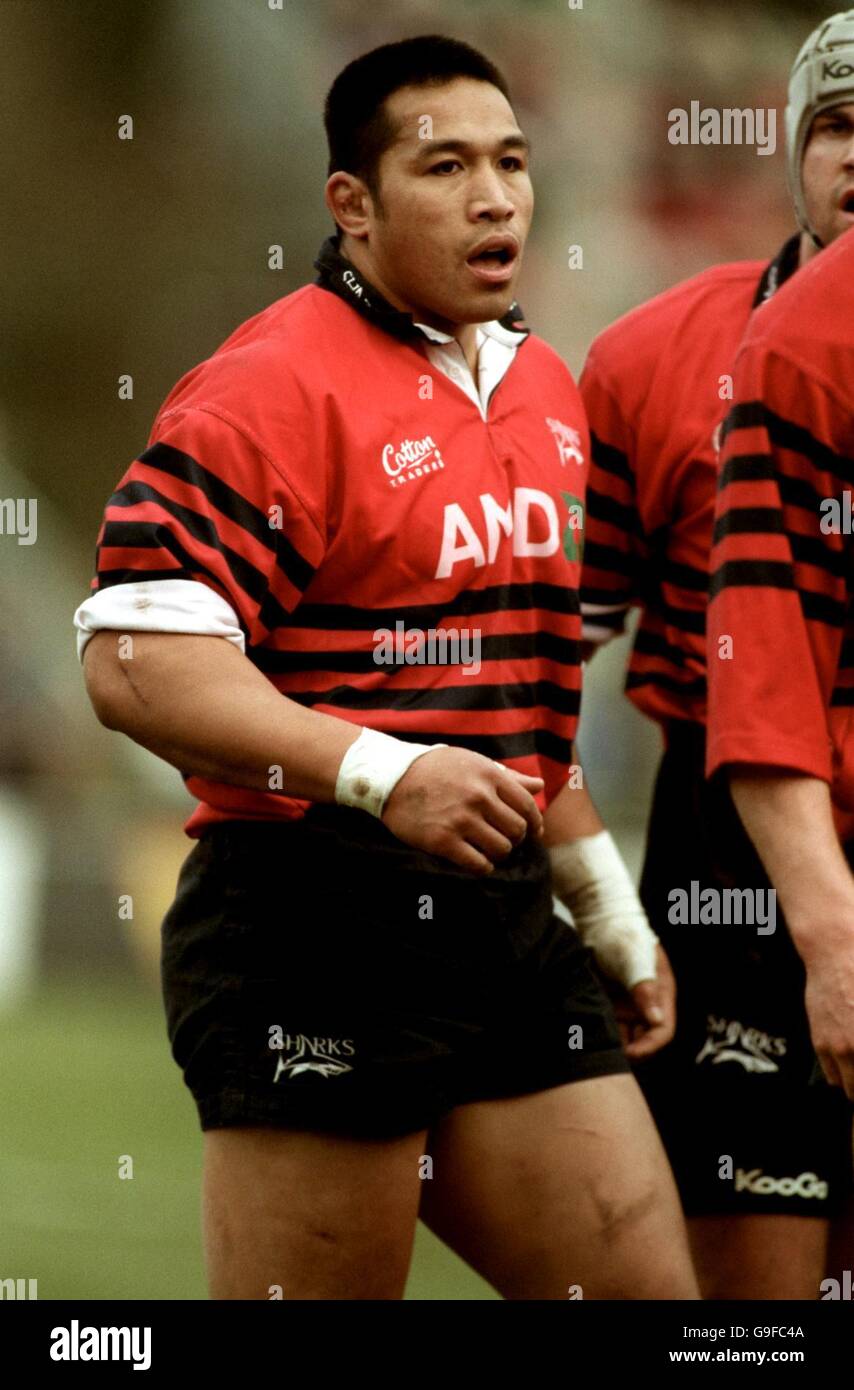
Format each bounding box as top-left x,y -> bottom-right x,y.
729,772 -> 854,952
82,628 -> 544,873
730,770 -> 854,1095
83,629 -> 360,801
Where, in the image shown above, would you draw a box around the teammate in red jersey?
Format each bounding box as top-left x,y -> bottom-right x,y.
75,37 -> 696,1300
708,232 -> 854,1082
578,11 -> 854,1299
707,226 -> 854,1302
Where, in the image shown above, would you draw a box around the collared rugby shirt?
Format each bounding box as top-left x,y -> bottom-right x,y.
579,237 -> 800,729
76,237 -> 589,836
707,227 -> 854,830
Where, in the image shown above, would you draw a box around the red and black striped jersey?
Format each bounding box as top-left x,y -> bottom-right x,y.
579,238 -> 799,729
707,227 -> 854,831
78,237 -> 590,836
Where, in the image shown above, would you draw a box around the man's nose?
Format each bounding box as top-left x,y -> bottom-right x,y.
468,166 -> 516,220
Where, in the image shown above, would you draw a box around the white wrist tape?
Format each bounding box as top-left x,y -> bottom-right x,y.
334,727 -> 448,819
549,831 -> 659,990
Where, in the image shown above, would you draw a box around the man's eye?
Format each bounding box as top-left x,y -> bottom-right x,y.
429,160 -> 461,174
499,156 -> 524,170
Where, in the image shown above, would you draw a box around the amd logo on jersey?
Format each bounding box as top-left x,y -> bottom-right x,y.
436,488 -> 577,579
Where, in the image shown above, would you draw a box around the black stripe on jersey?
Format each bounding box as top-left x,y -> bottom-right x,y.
710,560 -> 846,624
582,540 -> 636,578
721,403 -> 854,489
626,671 -> 706,698
100,499 -> 292,629
391,726 -> 573,766
653,599 -> 706,637
721,456 -> 839,524
719,452 -> 775,488
98,518 -> 250,607
279,582 -> 580,633
791,531 -> 848,579
658,557 -> 708,593
585,486 -> 642,538
831,687 -> 854,706
711,511 -> 847,580
633,629 -> 690,667
250,630 -> 580,675
589,432 -> 634,486
286,679 -> 581,717
580,603 -> 628,632
137,442 -> 316,593
719,402 -> 771,446
709,559 -> 795,596
581,585 -> 632,608
713,507 -> 783,543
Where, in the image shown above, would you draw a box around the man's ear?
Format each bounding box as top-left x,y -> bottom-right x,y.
325,173 -> 373,240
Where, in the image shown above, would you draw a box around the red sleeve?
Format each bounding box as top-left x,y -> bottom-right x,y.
706,345 -> 849,781
91,404 -> 327,648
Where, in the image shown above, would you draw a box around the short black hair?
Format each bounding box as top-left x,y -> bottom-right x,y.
324,34 -> 512,192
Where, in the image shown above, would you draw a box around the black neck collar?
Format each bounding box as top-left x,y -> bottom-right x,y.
313,234 -> 530,344
752,233 -> 802,308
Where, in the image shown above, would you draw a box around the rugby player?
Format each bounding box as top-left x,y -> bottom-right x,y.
74,37 -> 697,1300
707,223 -> 854,1291
577,11 -> 854,1299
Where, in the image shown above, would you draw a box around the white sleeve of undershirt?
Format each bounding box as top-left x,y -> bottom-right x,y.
73,578 -> 246,662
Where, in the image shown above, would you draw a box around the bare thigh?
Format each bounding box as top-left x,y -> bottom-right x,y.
419,1072 -> 700,1300
688,1214 -> 829,1300
202,1125 -> 427,1299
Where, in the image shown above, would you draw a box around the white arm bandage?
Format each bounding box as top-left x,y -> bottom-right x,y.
334,727 -> 448,819
549,831 -> 659,990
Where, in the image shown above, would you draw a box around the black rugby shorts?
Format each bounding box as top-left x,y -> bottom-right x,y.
161,803 -> 630,1138
636,722 -> 854,1218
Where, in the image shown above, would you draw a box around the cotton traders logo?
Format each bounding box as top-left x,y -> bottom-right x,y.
545,418 -> 585,467
695,1014 -> 786,1073
382,434 -> 445,488
272,1034 -> 355,1082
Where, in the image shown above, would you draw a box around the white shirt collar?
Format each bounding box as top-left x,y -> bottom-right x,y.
413,318 -> 527,349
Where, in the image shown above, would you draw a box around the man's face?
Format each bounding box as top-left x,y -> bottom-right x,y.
357,78 -> 533,331
802,101 -> 854,246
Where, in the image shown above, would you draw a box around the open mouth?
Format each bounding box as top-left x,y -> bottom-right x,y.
840,190 -> 854,214
465,238 -> 518,284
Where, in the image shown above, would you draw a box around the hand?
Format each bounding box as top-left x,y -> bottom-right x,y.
801,939 -> 854,1099
607,945 -> 676,1061
382,747 -> 544,874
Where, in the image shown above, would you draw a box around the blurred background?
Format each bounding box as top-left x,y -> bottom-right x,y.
0,0 -> 833,1299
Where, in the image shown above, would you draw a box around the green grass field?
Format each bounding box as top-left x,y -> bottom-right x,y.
0,983 -> 497,1300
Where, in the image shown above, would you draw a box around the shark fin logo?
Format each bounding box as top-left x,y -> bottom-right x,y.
695,1015 -> 785,1073
272,1035 -> 354,1082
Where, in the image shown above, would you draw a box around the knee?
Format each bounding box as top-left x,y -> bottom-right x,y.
588,1176 -> 662,1244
